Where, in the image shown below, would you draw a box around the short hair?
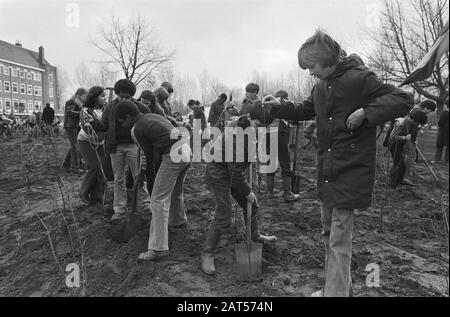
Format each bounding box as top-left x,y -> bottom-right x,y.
275,90 -> 289,100
298,30 -> 344,69
219,93 -> 228,101
187,99 -> 196,107
154,87 -> 170,101
411,110 -> 428,125
115,100 -> 139,119
74,88 -> 87,98
139,90 -> 155,101
420,99 -> 437,112
195,100 -> 201,106
245,83 -> 260,94
84,86 -> 104,108
114,79 -> 136,97
46,103 -> 50,107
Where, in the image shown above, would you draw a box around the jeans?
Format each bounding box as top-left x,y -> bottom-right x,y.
434,146 -> 449,163
63,127 -> 80,169
110,143 -> 151,216
389,141 -> 406,187
203,163 -> 259,254
147,154 -> 190,251
321,204 -> 354,297
78,140 -> 106,202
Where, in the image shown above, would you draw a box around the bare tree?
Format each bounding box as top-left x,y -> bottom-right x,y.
366,0 -> 449,114
92,14 -> 174,87
55,66 -> 71,108
198,70 -> 230,106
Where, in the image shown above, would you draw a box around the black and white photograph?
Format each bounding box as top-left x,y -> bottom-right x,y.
0,0 -> 448,301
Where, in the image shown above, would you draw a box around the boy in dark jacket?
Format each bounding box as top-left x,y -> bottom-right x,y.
200,114 -> 277,276
264,30 -> 413,296
208,93 -> 228,127
432,99 -> 449,164
240,83 -> 260,116
388,110 -> 428,187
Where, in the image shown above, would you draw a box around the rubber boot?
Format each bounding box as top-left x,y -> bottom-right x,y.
201,228 -> 221,275
282,176 -> 300,202
266,174 -> 275,198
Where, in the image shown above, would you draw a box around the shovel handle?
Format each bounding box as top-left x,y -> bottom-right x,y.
415,144 -> 440,182
131,149 -> 141,214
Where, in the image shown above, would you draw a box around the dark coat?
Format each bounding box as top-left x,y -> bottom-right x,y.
271,55 -> 413,210
42,106 -> 55,125
189,106 -> 207,130
63,99 -> 81,128
437,110 -> 449,147
208,99 -> 225,126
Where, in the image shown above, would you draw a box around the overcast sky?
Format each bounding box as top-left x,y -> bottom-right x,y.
0,0 -> 382,88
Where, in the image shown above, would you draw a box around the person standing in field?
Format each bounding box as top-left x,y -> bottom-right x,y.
208,93 -> 228,127
264,30 -> 413,297
432,98 -> 449,164
63,88 -> 87,171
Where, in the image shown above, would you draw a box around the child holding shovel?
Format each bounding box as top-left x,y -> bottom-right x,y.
263,30 -> 413,296
201,111 -> 277,276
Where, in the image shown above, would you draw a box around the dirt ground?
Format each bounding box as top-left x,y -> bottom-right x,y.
0,130 -> 448,297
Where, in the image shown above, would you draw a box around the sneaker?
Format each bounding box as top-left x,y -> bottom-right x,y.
200,252 -> 216,276
138,250 -> 170,261
311,289 -> 324,297
254,234 -> 278,243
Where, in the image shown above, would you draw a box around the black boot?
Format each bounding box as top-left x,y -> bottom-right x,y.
201,228 -> 221,275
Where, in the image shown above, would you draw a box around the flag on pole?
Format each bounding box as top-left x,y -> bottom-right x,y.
401,21 -> 449,86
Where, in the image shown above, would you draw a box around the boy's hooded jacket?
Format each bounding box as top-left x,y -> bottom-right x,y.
271,54 -> 413,210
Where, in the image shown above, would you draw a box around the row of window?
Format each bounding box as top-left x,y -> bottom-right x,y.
0,98 -> 52,113
0,80 -> 54,98
0,64 -> 54,83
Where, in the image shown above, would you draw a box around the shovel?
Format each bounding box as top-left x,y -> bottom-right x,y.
235,162 -> 263,281
291,123 -> 301,194
415,144 -> 443,189
110,150 -> 146,243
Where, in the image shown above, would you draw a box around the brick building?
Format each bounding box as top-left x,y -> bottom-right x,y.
0,40 -> 60,117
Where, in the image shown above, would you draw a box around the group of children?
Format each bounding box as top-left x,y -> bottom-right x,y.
63,29 -> 437,297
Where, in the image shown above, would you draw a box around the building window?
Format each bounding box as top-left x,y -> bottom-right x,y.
19,100 -> 26,113
27,71 -> 33,80
0,99 -> 3,112
34,101 -> 41,110
27,85 -> 32,95
4,67 -> 9,75
20,84 -> 26,94
49,88 -> 54,98
0,64 -> 3,74
5,98 -> 11,111
49,74 -> 54,84
4,81 -> 10,92
34,86 -> 42,96
11,68 -> 18,77
13,99 -> 19,111
19,70 -> 26,78
0,80 -> 2,92
50,102 -> 54,108
34,72 -> 42,81
12,82 -> 18,94
28,100 -> 33,112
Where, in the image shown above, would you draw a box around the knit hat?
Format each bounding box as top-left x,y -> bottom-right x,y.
115,100 -> 139,119
139,90 -> 155,101
114,79 -> 136,97
275,90 -> 289,100
161,82 -> 174,94
154,87 -> 170,101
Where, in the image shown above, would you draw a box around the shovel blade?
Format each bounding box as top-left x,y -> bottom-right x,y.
235,242 -> 263,281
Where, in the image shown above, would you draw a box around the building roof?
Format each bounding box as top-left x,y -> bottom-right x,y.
0,40 -> 53,68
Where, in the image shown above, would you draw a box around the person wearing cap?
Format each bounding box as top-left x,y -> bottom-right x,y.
264,90 -> 301,202
138,90 -> 165,116
200,113 -> 277,276
99,79 -> 152,221
115,100 -> 191,261
208,93 -> 228,127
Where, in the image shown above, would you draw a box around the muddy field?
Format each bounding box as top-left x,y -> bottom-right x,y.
0,131 -> 448,297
